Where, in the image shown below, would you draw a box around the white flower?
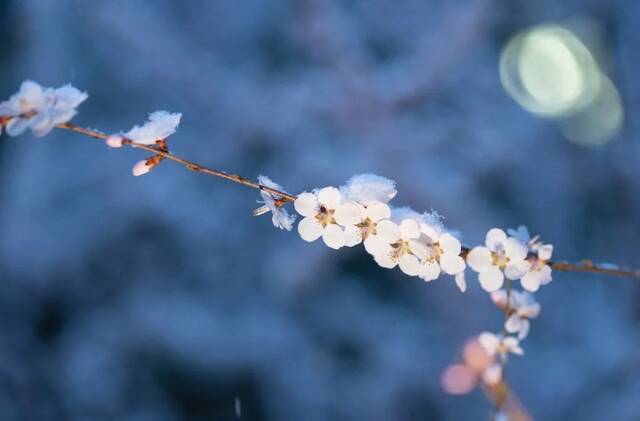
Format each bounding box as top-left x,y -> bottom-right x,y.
294,187 -> 352,249
521,243 -> 553,292
332,201 -> 395,249
340,173 -> 397,206
415,222 -> 466,282
125,111 -> 181,144
254,175 -> 296,231
0,80 -> 87,137
466,228 -> 530,292
477,332 -> 524,359
491,290 -> 540,339
370,217 -> 426,276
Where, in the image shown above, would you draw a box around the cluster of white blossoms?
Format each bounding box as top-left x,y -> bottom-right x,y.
466,226 -> 553,292
293,175 -> 469,290
0,80 -> 87,137
256,174 -> 555,295
0,81 -> 555,298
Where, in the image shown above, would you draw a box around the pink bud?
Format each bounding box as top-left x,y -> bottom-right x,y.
106,134 -> 124,148
132,160 -> 151,176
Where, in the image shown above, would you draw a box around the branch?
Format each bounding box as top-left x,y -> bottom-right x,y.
1,117 -> 637,280
57,122 -> 297,202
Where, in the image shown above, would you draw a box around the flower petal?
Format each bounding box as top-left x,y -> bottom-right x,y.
363,236 -> 387,255
294,192 -> 318,217
504,314 -> 522,334
504,237 -> 528,260
317,186 -> 342,208
343,225 -> 362,247
455,272 -> 467,292
485,228 -> 507,251
439,233 -> 461,255
466,247 -> 492,272
364,202 -> 391,221
520,271 -> 541,292
374,252 -> 397,269
375,220 -> 401,243
399,254 -> 422,276
399,219 -> 420,239
440,253 -> 466,275
420,260 -> 441,281
504,259 -> 530,280
333,202 -> 362,226
479,268 -> 504,292
298,217 -> 323,242
538,264 -> 552,285
322,224 -> 345,249
538,244 -> 553,261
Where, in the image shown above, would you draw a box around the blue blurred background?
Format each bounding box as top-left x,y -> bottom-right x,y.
1,1 -> 639,420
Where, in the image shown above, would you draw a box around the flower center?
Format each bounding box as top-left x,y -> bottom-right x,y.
315,205 -> 336,227
491,246 -> 510,268
356,218 -> 376,240
389,240 -> 411,262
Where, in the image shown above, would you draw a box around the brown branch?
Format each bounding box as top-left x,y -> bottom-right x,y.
56,122 -> 297,202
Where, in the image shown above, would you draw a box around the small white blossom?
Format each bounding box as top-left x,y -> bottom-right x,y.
340,173 -> 397,206
370,216 -> 425,276
254,175 -> 296,231
521,243 -> 553,292
332,201 -> 395,249
415,222 -> 466,282
125,111 -> 181,144
294,187 -> 352,249
467,228 -> 530,292
491,290 -> 540,339
0,80 -> 87,137
477,332 -> 524,359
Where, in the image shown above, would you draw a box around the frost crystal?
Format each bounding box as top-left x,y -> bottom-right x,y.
125,111 -> 181,144
341,174 -> 397,206
256,175 -> 296,231
0,80 -> 87,137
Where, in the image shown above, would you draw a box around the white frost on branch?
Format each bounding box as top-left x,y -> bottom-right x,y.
255,175 -> 296,231
340,173 -> 397,205
0,80 -> 87,137
124,111 -> 182,144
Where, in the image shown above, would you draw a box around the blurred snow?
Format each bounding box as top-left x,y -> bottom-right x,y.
1,0 -> 639,420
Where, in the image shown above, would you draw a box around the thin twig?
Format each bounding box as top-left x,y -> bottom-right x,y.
57,122 -> 297,201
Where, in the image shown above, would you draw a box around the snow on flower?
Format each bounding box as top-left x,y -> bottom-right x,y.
294,187 -> 351,249
466,228 -> 530,292
477,332 -> 524,359
491,289 -> 540,339
416,221 -> 466,282
340,173 -> 397,206
254,175 -> 296,231
124,111 -> 182,144
0,80 -> 87,137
